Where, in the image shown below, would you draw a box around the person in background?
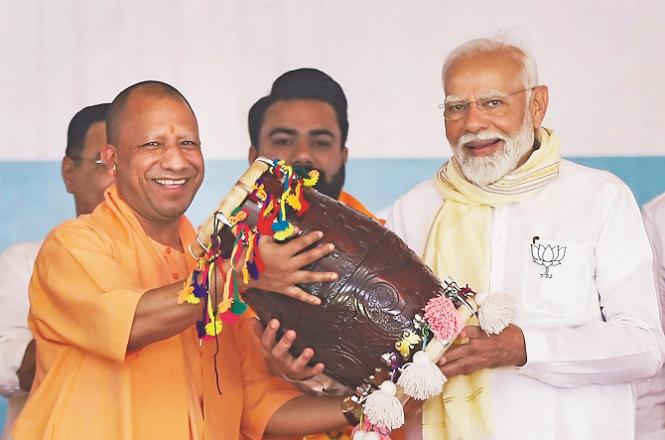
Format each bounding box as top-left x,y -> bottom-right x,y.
0,103 -> 113,440
636,192 -> 665,440
247,68 -> 393,440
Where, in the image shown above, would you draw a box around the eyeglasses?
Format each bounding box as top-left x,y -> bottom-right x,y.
69,155 -> 105,167
439,87 -> 535,121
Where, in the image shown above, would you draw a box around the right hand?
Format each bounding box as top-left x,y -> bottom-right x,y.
252,318 -> 325,380
246,230 -> 338,305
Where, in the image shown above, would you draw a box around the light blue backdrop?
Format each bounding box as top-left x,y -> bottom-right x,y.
1,156 -> 664,428
2,157 -> 665,250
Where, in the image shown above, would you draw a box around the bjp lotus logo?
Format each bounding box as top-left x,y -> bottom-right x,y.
530,236 -> 566,278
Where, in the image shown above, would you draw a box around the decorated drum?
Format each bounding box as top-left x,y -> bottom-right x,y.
194,158 -> 448,389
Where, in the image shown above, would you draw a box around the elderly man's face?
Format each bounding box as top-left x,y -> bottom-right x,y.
107,93 -> 204,226
444,51 -> 540,186
249,99 -> 348,199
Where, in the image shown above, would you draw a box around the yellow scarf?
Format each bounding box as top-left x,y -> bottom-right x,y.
421,127 -> 560,439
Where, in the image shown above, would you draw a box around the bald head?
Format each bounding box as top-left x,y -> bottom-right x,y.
106,80 -> 195,146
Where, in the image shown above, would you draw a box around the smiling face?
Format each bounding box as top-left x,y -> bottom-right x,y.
102,92 -> 204,228
443,50 -> 547,186
248,99 -> 348,199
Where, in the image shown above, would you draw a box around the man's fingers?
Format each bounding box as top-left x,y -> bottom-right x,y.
292,242 -> 337,269
282,230 -> 325,255
271,329 -> 297,359
439,357 -> 474,378
437,344 -> 468,366
259,319 -> 281,350
277,285 -> 320,305
289,347 -> 316,373
463,326 -> 486,339
292,268 -> 338,285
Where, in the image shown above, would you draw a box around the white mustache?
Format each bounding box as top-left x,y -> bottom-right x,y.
458,131 -> 508,147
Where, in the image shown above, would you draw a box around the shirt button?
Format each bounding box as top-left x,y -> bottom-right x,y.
172,273 -> 179,280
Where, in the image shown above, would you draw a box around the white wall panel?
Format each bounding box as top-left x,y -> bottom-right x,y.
1,0 -> 663,160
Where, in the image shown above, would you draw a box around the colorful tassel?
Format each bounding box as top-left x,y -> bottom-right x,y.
474,292 -> 516,335
362,380 -> 404,431
397,350 -> 446,400
424,295 -> 461,341
351,419 -> 391,440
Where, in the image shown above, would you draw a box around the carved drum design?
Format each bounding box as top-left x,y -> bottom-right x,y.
237,172 -> 446,389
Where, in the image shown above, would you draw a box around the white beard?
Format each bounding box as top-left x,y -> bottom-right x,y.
452,113 -> 535,187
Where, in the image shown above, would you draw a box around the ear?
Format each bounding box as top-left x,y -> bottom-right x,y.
342,146 -> 349,164
100,144 -> 118,176
61,157 -> 76,194
529,85 -> 549,128
247,145 -> 259,164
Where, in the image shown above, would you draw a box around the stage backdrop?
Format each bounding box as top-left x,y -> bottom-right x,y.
1,0 -> 664,430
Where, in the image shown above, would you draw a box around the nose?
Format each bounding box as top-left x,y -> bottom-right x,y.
161,142 -> 188,171
290,139 -> 314,168
460,103 -> 491,134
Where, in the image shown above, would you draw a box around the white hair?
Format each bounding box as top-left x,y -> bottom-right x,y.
442,38 -> 539,90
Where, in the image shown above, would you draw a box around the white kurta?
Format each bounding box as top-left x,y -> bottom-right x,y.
0,241 -> 40,440
386,160 -> 665,440
635,192 -> 665,439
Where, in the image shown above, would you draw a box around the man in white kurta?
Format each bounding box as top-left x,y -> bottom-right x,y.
0,243 -> 40,440
635,192 -> 665,439
386,38 -> 664,440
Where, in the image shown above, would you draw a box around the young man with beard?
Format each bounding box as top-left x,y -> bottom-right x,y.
385,38 -> 665,439
0,103 -> 114,440
247,68 -> 388,440
13,81 -> 353,439
248,68 -> 377,219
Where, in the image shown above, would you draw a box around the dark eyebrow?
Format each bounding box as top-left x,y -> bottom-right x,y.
268,127 -> 297,137
308,129 -> 335,138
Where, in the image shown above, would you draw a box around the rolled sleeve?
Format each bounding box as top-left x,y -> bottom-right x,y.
29,224 -> 146,363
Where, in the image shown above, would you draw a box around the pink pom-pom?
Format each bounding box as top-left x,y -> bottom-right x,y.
351,420 -> 392,440
219,311 -> 240,324
424,296 -> 461,341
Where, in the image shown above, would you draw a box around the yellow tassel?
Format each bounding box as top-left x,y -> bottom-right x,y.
205,318 -> 223,336
254,183 -> 267,200
274,223 -> 295,241
176,274 -> 199,304
217,298 -> 232,313
303,170 -> 319,187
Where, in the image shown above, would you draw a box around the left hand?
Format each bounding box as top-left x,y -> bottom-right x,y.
252,318 -> 325,381
437,324 -> 527,378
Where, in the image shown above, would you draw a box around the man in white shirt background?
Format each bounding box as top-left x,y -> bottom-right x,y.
0,103 -> 113,439
384,38 -> 665,439
636,193 -> 665,439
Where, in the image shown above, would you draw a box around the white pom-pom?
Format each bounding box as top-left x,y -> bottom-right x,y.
363,380 -> 404,430
397,351 -> 447,400
353,431 -> 380,440
475,292 -> 516,335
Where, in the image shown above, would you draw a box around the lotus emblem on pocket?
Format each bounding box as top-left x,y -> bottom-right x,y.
530,236 -> 566,278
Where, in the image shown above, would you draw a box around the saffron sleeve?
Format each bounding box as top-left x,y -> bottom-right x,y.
29,222 -> 145,363
235,314 -> 302,439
